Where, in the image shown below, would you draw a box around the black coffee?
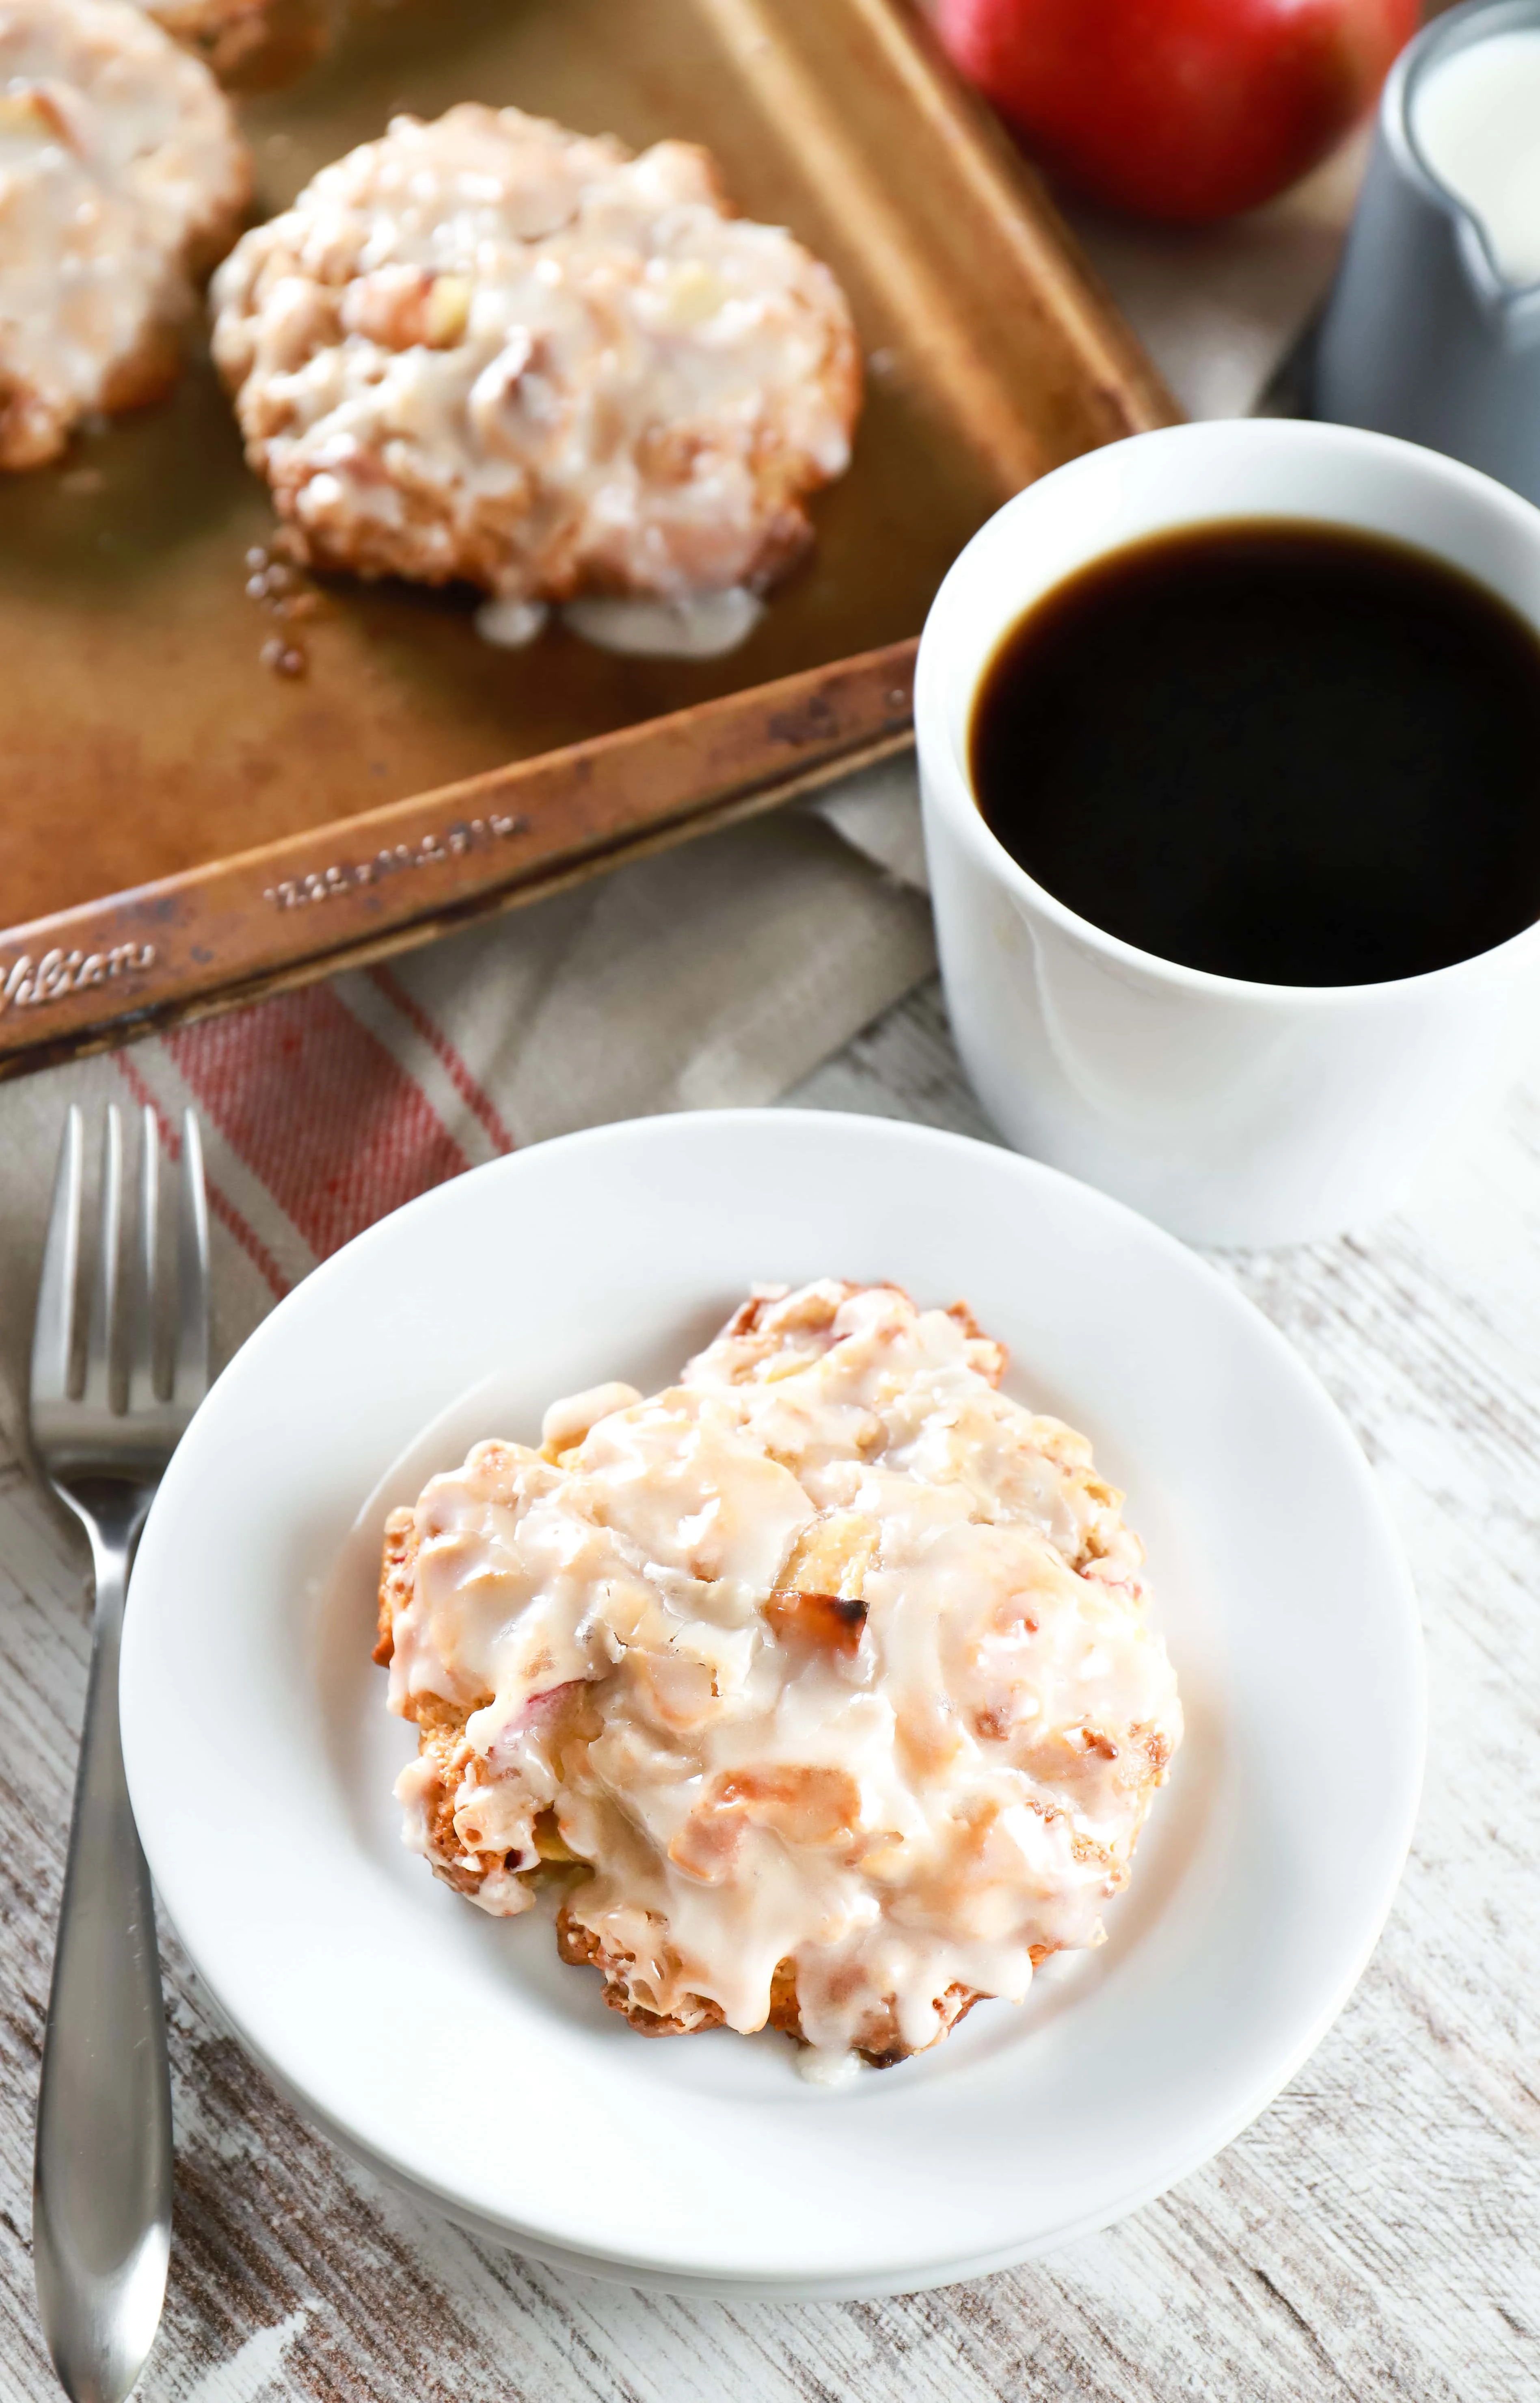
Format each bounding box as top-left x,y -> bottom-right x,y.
970,520 -> 1540,985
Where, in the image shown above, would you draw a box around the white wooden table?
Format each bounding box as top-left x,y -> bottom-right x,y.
1,975 -> 1536,2403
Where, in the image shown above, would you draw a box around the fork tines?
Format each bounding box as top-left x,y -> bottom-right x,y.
31,1104 -> 209,1425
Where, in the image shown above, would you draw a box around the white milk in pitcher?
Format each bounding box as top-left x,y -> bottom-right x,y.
1411,28 -> 1540,287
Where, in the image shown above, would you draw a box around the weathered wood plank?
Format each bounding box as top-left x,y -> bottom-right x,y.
0,980 -> 1535,2402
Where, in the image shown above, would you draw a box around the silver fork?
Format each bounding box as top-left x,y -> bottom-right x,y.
30,1104 -> 210,2403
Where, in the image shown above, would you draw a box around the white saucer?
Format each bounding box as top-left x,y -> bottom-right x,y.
119,1111 -> 1423,2298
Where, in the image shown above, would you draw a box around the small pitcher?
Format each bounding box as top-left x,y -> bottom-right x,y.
1314,0 -> 1540,505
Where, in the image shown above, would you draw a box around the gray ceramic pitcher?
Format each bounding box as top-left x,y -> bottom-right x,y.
1315,0 -> 1540,504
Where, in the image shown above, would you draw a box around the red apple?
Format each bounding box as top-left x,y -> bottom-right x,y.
935,0 -> 1419,223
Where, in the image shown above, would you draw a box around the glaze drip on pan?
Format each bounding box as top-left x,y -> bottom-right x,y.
375,1280 -> 1183,2068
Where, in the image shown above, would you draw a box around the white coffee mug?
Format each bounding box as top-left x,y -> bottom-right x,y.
916,418 -> 1540,1247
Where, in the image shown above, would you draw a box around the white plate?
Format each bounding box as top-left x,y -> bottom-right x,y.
119,1111 -> 1424,2299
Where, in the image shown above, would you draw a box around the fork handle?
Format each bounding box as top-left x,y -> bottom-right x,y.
34,1521 -> 173,2403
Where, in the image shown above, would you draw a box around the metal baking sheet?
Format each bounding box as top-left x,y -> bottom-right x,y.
0,0 -> 1176,1073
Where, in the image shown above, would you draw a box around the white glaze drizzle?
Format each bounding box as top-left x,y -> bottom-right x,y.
560,588 -> 765,658
473,595 -> 549,649
387,1282 -> 1183,2061
0,0 -> 247,467
211,104 -> 860,607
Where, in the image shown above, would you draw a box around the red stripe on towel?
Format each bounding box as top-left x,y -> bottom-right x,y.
162,985 -> 471,1259
367,965 -> 516,1157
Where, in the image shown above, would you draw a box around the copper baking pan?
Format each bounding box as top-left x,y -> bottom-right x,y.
0,0 -> 1176,1077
